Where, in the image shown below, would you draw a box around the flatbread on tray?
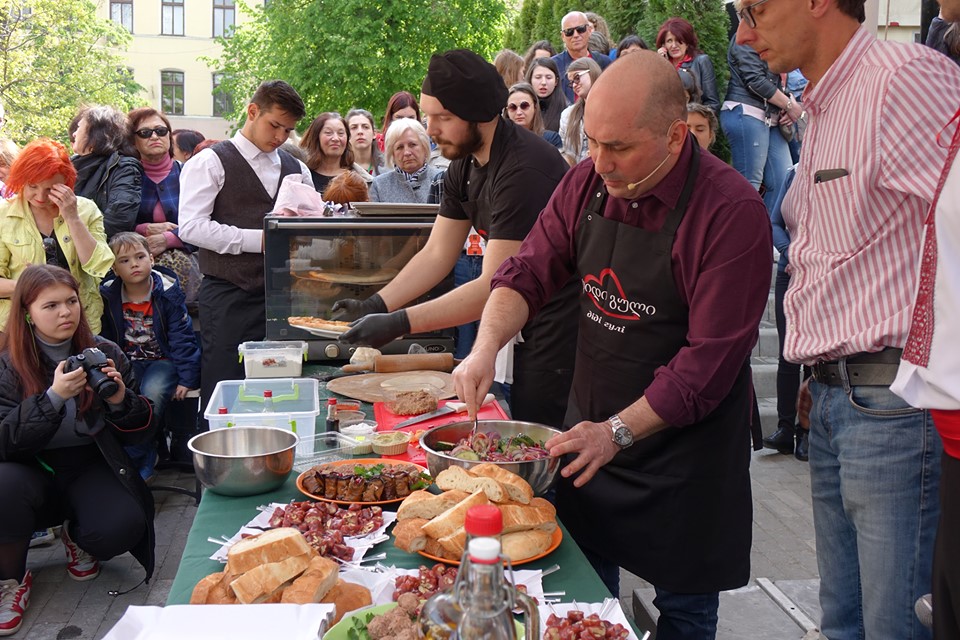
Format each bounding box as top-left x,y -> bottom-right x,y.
305,268 -> 398,285
288,316 -> 352,334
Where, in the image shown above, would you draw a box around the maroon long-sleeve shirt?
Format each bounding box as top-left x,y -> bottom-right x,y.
491,139 -> 773,427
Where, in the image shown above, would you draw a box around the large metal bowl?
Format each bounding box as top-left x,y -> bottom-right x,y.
420,420 -> 561,496
188,427 -> 297,497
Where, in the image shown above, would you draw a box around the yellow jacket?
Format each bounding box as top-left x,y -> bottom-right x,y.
0,196 -> 114,333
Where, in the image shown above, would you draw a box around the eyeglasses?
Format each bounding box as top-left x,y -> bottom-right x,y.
135,126 -> 170,139
562,23 -> 589,37
737,0 -> 777,29
569,71 -> 589,86
507,101 -> 532,112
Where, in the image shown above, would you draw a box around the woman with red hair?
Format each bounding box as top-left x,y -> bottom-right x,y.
656,17 -> 720,112
0,139 -> 114,333
0,265 -> 155,635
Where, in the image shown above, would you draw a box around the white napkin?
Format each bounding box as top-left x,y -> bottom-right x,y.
102,603 -> 336,640
539,598 -> 641,640
362,567 -> 544,606
210,503 -> 397,564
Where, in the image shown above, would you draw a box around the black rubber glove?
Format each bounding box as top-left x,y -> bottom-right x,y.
330,293 -> 388,321
339,310 -> 411,348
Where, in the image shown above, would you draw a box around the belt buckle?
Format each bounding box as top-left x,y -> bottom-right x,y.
812,361 -> 829,384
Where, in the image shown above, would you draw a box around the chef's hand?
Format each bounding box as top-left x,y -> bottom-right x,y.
452,347 -> 497,419
546,420 -> 620,488
339,310 -> 410,348
797,378 -> 812,430
331,293 -> 387,321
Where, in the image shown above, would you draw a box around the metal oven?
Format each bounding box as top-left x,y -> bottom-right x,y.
263,213 -> 455,361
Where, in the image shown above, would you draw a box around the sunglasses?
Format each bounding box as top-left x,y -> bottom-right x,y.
562,24 -> 589,37
569,71 -> 590,85
135,126 -> 170,139
507,101 -> 533,112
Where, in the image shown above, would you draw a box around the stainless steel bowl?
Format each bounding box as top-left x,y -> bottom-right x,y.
420,420 -> 561,496
188,427 -> 298,497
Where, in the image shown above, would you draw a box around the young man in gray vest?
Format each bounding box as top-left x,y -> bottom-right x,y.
179,80 -> 313,423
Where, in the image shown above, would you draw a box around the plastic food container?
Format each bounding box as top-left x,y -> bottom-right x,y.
238,341 -> 308,378
293,432 -> 361,472
383,383 -> 441,416
337,410 -> 367,427
204,378 -> 320,456
340,422 -> 377,455
372,431 -> 411,456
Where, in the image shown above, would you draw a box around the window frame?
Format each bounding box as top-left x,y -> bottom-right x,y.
212,73 -> 234,117
110,0 -> 133,33
212,0 -> 236,38
161,69 -> 185,116
161,0 -> 184,36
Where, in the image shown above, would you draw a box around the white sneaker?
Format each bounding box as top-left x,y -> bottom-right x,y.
28,529 -> 54,548
0,571 -> 31,636
61,521 -> 100,581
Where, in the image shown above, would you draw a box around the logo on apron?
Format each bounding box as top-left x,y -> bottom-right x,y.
581,267 -> 657,331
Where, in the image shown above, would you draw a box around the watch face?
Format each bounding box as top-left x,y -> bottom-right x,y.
613,427 -> 633,447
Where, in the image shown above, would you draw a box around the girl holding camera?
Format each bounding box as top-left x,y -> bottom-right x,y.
0,265 -> 155,636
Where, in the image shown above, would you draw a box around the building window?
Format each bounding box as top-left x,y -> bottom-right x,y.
212,73 -> 234,117
213,0 -> 235,37
110,0 -> 133,32
161,0 -> 184,36
161,70 -> 184,115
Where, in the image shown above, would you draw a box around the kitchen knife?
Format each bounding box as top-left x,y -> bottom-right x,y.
393,393 -> 496,429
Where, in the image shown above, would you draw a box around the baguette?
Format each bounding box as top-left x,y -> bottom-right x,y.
322,580 -> 374,624
280,555 -> 339,604
392,517 -> 429,553
499,502 -> 558,534
421,489 -> 490,539
190,572 -> 221,604
396,489 -> 471,520
470,463 -> 534,505
500,529 -> 553,562
206,571 -> 240,605
435,466 -> 506,503
226,527 -> 312,575
436,527 -> 466,558
230,553 -> 312,604
423,536 -> 459,561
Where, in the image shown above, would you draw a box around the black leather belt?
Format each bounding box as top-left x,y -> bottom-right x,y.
810,348 -> 903,387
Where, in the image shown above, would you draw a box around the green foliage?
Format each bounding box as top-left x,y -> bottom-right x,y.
211,0 -> 508,131
638,0 -> 731,95
0,0 -> 142,145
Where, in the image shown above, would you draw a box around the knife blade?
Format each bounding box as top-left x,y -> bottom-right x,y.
393,393 -> 495,429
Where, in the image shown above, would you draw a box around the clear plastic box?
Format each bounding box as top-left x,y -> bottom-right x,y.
204,378 -> 320,454
293,432 -> 361,472
238,341 -> 308,378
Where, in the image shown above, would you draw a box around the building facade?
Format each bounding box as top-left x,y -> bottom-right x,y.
97,0 -> 252,139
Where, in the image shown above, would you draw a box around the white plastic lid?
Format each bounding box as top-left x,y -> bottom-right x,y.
468,537 -> 501,563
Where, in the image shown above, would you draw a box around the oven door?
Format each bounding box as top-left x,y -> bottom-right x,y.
263,216 -> 455,360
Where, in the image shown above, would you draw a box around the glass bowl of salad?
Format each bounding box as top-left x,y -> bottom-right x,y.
419,420 -> 561,496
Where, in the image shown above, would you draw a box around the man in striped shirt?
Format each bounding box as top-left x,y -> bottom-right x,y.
736,0 -> 960,638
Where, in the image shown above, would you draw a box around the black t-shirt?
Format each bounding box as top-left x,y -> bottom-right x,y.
439,118 -> 569,242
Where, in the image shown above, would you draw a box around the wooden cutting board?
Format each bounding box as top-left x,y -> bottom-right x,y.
326,370 -> 456,403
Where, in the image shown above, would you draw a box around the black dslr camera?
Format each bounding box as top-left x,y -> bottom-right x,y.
64,348 -> 119,401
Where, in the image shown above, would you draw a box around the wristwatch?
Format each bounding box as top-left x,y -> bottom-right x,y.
608,414 -> 634,449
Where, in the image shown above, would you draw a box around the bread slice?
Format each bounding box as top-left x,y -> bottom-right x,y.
421,489 -> 490,539
280,555 -> 339,604
499,502 -> 557,534
500,529 -> 553,562
226,527 -> 312,575
397,489 -> 471,520
190,572 -> 221,604
436,527 -> 466,558
393,517 -> 429,553
423,536 -> 459,561
206,569 -> 241,605
470,463 -> 534,504
322,580 -> 374,623
435,466 -> 506,503
230,552 -> 312,604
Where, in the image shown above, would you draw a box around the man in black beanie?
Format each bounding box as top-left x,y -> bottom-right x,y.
336,48 -> 578,428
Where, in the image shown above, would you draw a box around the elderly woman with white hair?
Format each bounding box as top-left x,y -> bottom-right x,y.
368,118 -> 443,204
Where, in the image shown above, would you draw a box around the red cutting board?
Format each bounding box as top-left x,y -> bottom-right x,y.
375,399 -> 509,465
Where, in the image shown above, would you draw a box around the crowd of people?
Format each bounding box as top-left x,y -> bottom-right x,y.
0,2 -> 958,639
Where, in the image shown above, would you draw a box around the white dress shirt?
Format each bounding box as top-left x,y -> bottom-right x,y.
178,130 -> 312,254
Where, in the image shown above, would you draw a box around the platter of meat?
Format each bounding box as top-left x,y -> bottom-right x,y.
267,501 -> 386,562
297,459 -> 431,505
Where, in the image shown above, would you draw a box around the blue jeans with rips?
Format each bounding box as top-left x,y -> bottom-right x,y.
124,359 -> 178,480
720,105 -> 792,211
809,379 -> 941,640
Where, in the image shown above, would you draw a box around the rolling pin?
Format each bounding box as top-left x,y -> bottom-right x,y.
341,353 -> 455,373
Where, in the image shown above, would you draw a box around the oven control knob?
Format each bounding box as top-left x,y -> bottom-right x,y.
324,343 -> 341,358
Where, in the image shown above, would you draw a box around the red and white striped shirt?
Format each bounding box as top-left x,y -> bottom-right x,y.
782,27 -> 960,365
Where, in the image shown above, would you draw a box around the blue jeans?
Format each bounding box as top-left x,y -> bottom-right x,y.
453,253 -> 483,359
720,105 -> 792,210
809,380 -> 941,640
124,359 -> 178,479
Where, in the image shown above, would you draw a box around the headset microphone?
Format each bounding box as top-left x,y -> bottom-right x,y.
626,153 -> 673,190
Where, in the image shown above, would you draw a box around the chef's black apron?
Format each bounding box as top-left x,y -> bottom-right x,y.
557,146 -> 754,594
